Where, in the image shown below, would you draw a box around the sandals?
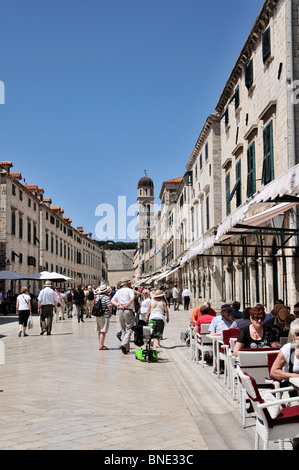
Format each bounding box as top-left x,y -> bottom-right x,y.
99,346 -> 109,350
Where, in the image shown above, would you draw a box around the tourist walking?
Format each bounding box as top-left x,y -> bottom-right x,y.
172,285 -> 179,310
94,284 -> 112,350
111,277 -> 135,355
54,288 -> 63,322
140,290 -> 151,322
85,286 -> 94,318
16,286 -> 32,337
145,289 -> 169,348
37,280 -> 58,335
65,288 -> 73,318
182,286 -> 191,310
73,284 -> 86,323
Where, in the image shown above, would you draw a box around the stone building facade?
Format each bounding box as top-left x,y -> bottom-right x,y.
0,161 -> 108,294
135,0 -> 299,312
105,249 -> 135,288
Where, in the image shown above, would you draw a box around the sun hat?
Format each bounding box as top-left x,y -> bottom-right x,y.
44,280 -> 52,287
120,277 -> 132,286
221,304 -> 232,313
153,289 -> 164,298
96,284 -> 109,294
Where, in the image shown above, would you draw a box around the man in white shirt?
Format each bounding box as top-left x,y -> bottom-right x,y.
38,280 -> 58,335
172,285 -> 179,311
111,277 -> 135,354
182,286 -> 191,310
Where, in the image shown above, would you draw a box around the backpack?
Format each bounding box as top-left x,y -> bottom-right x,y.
67,292 -> 73,302
88,289 -> 94,301
92,297 -> 104,317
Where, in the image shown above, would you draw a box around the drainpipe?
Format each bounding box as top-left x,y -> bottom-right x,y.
288,0 -> 295,166
288,0 -> 298,300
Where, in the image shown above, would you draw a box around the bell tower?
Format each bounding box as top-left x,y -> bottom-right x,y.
137,171 -> 155,247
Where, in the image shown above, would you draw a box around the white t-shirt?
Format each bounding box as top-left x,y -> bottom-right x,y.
38,287 -> 58,305
281,342 -> 299,374
112,286 -> 134,308
17,294 -> 31,311
182,289 -> 191,297
140,297 -> 151,314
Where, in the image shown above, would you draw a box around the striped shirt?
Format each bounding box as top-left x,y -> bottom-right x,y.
96,294 -> 112,318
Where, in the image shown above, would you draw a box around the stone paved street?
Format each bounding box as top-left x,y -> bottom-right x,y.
0,306 -> 278,451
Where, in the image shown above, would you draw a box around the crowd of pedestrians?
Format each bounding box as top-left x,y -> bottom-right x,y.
12,279 -> 176,354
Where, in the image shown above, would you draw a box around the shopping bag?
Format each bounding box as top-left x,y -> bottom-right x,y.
27,316 -> 33,329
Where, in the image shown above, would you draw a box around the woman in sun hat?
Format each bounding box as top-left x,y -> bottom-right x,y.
94,284 -> 112,350
145,289 -> 169,347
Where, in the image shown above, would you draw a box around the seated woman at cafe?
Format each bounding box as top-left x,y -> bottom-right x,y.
271,318 -> 299,449
233,304 -> 278,357
270,318 -> 299,383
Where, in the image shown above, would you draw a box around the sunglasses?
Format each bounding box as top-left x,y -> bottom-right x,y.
294,332 -> 299,337
252,316 -> 265,321
277,315 -> 286,323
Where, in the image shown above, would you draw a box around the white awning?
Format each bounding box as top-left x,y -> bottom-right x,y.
215,202 -> 250,241
216,201 -> 299,242
154,266 -> 180,282
134,276 -> 152,286
166,266 -> 180,278
180,234 -> 215,266
153,270 -> 171,283
216,164 -> 299,241
251,163 -> 299,204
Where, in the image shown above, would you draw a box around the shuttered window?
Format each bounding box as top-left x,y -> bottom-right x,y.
228,160 -> 242,207
244,59 -> 253,89
262,28 -> 271,63
247,142 -> 256,197
234,86 -> 240,110
262,120 -> 274,185
226,173 -> 231,216
206,196 -> 210,231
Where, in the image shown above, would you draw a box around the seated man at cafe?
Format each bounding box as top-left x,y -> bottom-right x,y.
208,304 -> 233,335
194,304 -> 216,334
263,306 -> 291,342
190,302 -> 216,326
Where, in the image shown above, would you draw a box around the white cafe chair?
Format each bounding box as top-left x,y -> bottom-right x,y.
237,348 -> 280,427
195,323 -> 213,367
238,368 -> 299,450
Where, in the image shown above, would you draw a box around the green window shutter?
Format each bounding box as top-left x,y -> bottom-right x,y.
234,86 -> 240,110
228,160 -> 242,206
244,59 -> 253,89
262,121 -> 274,185
247,142 -> 256,197
262,28 -> 271,63
226,173 -> 231,216
206,196 -> 210,231
224,107 -> 229,126
235,159 -> 241,207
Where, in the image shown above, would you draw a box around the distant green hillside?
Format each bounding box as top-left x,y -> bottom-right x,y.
96,241 -> 137,251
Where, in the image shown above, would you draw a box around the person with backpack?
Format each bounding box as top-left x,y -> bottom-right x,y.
85,285 -> 94,319
65,288 -> 73,318
94,284 -> 112,350
73,284 -> 86,323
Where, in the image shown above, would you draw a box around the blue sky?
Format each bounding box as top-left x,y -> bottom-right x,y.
0,0 -> 265,242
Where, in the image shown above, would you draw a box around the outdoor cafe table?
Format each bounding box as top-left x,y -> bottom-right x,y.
206,334 -> 222,369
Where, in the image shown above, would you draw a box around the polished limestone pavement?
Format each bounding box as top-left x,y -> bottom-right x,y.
0,307 -> 268,451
